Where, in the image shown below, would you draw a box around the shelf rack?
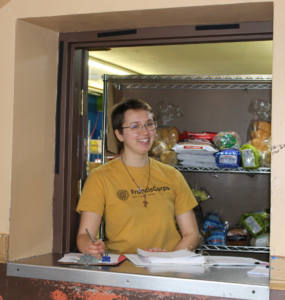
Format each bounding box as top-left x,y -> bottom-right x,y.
198,245 -> 270,253
107,74 -> 272,90
102,75 -> 271,255
175,166 -> 271,174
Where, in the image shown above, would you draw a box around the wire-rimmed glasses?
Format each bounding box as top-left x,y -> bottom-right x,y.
121,121 -> 157,134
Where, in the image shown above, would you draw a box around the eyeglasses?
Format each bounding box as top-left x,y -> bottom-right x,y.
121,121 -> 157,134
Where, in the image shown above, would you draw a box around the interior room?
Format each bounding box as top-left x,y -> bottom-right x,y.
86,40 -> 272,261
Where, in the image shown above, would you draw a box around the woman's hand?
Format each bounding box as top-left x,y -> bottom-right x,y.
85,239 -> 105,259
144,247 -> 167,252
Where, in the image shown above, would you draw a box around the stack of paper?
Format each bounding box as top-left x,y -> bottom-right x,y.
136,249 -> 207,265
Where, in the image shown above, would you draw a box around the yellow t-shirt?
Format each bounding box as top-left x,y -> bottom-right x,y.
76,158 -> 197,254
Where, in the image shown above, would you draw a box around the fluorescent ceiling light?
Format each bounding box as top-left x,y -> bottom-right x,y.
88,60 -> 129,75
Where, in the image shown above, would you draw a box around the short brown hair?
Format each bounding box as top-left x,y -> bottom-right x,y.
111,99 -> 155,149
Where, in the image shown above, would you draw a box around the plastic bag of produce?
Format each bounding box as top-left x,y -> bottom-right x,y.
215,149 -> 241,168
240,209 -> 270,238
192,187 -> 212,202
213,131 -> 241,150
240,144 -> 261,169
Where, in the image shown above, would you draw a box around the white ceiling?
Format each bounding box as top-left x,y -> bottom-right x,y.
88,41 -> 273,92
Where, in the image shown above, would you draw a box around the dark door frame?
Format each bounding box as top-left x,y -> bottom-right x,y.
53,21 -> 273,253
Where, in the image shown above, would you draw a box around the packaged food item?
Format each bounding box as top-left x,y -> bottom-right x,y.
247,98 -> 272,167
192,187 -> 212,202
248,98 -> 271,122
213,131 -> 241,150
249,138 -> 268,152
155,101 -> 182,147
240,209 -> 270,238
156,125 -> 180,147
240,144 -> 261,169
206,230 -> 227,246
227,227 -> 248,246
179,131 -> 217,142
215,149 -> 241,168
150,139 -> 170,157
262,148 -> 271,167
160,150 -> 178,165
173,140 -> 218,154
203,212 -> 228,245
250,233 -> 270,247
177,153 -> 217,168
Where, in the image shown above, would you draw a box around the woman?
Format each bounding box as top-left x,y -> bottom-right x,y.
76,99 -> 200,258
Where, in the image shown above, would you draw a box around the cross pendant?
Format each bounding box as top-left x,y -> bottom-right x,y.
143,197 -> 148,207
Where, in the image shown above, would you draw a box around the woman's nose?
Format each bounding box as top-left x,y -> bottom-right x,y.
140,124 -> 149,133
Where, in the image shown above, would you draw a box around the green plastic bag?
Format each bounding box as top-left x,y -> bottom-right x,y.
240,144 -> 261,169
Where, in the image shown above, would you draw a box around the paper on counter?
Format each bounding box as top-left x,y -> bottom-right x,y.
209,256 -> 266,266
247,266 -> 269,276
136,249 -> 207,264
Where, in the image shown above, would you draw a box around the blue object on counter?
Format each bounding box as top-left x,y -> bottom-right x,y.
215,149 -> 241,168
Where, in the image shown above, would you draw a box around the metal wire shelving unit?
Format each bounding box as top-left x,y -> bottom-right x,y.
103,75 -> 271,254
198,245 -> 270,253
175,166 -> 271,174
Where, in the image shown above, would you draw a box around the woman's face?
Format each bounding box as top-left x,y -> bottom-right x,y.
115,109 -> 156,156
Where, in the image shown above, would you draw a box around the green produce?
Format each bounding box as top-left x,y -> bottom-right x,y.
192,189 -> 209,201
240,144 -> 261,169
240,210 -> 269,238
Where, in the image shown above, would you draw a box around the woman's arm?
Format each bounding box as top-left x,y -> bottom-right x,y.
173,209 -> 201,251
77,211 -> 105,259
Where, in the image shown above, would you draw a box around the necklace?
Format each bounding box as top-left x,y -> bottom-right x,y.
121,155 -> 150,207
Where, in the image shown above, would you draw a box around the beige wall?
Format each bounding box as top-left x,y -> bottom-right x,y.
1,0 -> 284,270
8,20 -> 57,259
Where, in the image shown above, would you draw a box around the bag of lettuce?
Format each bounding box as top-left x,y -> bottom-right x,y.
240,144 -> 261,169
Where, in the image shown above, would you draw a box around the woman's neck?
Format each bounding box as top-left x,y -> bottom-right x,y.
120,151 -> 149,167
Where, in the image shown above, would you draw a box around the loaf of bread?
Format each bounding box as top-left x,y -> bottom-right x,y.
168,126 -> 180,147
250,138 -> 268,152
156,125 -> 179,147
160,150 -> 178,165
253,121 -> 271,134
150,139 -> 169,157
227,228 -> 248,246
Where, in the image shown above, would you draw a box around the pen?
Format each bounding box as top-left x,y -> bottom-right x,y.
86,228 -> 96,243
255,262 -> 270,266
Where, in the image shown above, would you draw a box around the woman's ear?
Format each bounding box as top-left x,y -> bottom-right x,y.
115,129 -> 124,142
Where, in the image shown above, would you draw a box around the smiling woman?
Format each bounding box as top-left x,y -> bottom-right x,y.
76,99 -> 200,256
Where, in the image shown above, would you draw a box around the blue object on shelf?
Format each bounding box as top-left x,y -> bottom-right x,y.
215,149 -> 241,168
